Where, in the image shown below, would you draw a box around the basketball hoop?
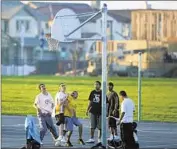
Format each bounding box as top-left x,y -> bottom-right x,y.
45,33 -> 59,51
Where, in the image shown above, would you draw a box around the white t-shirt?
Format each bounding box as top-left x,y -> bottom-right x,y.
55,91 -> 67,113
34,92 -> 54,114
121,98 -> 135,123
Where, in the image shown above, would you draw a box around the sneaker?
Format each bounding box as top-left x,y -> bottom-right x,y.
78,139 -> 85,145
86,138 -> 95,143
98,138 -> 101,143
55,140 -> 62,147
114,135 -> 120,140
133,132 -> 138,142
107,135 -> 113,141
66,140 -> 73,147
61,136 -> 67,143
57,136 -> 63,141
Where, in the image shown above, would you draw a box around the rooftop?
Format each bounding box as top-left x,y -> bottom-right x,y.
1,1 -> 49,21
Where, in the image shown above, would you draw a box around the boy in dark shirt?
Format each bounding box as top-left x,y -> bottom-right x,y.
86,81 -> 102,143
107,82 -> 120,141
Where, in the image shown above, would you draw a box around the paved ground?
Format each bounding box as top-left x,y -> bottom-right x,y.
1,115 -> 177,149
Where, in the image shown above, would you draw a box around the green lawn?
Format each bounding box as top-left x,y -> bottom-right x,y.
2,76 -> 177,122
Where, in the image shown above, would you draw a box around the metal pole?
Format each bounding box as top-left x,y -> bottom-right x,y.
20,24 -> 25,76
41,47 -> 43,60
65,10 -> 102,38
101,3 -> 107,147
21,40 -> 24,76
138,52 -> 142,122
66,37 -> 102,41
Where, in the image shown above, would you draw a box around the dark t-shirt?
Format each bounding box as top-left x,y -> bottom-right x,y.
88,90 -> 102,115
107,91 -> 119,117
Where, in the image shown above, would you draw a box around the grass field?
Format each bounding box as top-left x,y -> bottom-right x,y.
2,76 -> 177,122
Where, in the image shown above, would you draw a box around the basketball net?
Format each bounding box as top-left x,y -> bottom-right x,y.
45,33 -> 59,51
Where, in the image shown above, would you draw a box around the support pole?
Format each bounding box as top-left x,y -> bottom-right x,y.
138,52 -> 142,122
21,41 -> 24,76
101,3 -> 107,147
20,24 -> 25,76
66,37 -> 102,41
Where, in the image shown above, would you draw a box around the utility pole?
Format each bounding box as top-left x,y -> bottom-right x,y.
20,23 -> 25,76
138,52 -> 142,122
101,3 -> 107,147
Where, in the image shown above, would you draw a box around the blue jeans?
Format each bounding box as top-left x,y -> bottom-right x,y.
38,114 -> 58,141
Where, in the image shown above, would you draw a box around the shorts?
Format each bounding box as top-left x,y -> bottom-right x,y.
55,113 -> 65,126
108,117 -> 117,128
108,111 -> 119,128
65,116 -> 73,131
89,113 -> 101,130
72,117 -> 82,126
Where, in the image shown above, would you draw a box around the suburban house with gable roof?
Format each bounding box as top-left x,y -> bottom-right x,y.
1,1 -> 49,75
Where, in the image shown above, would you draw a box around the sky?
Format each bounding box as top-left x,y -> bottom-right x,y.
23,1 -> 177,10
62,1 -> 177,10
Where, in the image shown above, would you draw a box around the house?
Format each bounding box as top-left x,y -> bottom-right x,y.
1,1 -> 50,75
1,1 -> 49,63
131,9 -> 177,41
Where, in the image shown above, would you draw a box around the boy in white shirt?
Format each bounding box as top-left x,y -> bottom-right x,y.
117,90 -> 136,149
55,83 -> 68,142
34,83 -> 58,144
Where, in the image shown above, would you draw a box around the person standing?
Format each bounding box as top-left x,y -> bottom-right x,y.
61,93 -> 74,147
107,82 -> 120,141
117,91 -> 136,149
63,91 -> 85,145
34,83 -> 58,144
86,81 -> 102,143
55,83 -> 68,143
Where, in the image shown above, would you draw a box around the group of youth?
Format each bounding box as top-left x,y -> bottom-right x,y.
34,81 -> 136,147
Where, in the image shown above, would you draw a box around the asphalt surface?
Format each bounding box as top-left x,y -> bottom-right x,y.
1,115 -> 177,149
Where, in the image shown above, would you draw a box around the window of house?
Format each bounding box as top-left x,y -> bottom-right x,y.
16,20 -> 20,32
45,22 -> 49,29
107,20 -> 113,40
26,20 -> 30,31
122,23 -> 129,38
4,20 -> 9,33
117,43 -> 126,59
158,14 -> 162,37
100,20 -> 113,40
16,20 -> 30,32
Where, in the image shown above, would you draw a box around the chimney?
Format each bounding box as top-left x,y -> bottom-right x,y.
91,0 -> 101,10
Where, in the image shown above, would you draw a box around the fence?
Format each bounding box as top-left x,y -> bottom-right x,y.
2,58 -> 177,77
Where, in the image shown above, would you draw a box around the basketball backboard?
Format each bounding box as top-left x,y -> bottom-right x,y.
51,9 -> 81,42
